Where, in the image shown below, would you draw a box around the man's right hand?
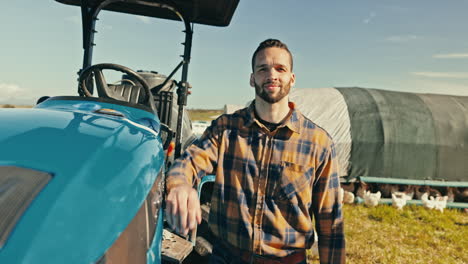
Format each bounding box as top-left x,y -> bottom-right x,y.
165,184 -> 202,236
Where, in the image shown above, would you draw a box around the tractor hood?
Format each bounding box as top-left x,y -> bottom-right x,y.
0,99 -> 165,263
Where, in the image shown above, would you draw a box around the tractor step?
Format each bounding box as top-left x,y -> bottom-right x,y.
201,204 -> 210,222
161,229 -> 193,263
194,236 -> 213,256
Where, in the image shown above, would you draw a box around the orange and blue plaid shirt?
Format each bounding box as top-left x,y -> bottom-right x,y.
167,101 -> 345,263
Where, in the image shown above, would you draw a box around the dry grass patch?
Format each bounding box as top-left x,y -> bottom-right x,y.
309,204 -> 467,264
188,109 -> 223,121
1,104 -> 33,108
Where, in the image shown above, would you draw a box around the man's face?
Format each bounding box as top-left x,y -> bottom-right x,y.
250,47 -> 295,104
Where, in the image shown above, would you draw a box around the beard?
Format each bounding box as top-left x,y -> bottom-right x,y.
254,81 -> 291,104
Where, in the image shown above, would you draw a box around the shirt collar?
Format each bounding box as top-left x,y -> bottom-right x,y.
284,102 -> 301,134
244,101 -> 256,128
244,100 -> 301,134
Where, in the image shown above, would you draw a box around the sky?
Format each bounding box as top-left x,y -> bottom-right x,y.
1,0 -> 467,109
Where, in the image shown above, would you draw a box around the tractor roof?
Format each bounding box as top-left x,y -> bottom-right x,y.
56,0 -> 239,27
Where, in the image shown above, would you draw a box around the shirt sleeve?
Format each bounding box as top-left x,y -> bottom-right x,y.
312,142 -> 346,264
166,118 -> 222,192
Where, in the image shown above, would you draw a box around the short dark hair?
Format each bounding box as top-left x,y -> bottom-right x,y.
251,39 -> 293,71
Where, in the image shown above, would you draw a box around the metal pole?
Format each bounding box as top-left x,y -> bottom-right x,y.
358,176 -> 468,187
79,1 -> 96,95
174,21 -> 193,158
78,0 -> 123,96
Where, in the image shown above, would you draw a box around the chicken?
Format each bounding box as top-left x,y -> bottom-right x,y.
392,192 -> 408,210
404,191 -> 414,201
343,189 -> 355,204
364,190 -> 381,207
415,185 -> 430,200
454,187 -> 468,203
379,183 -> 397,198
434,196 -> 449,212
356,182 -> 369,199
434,186 -> 455,203
398,184 -> 416,200
445,187 -> 455,203
429,187 -> 442,198
421,192 -> 436,209
339,187 -> 355,204
400,185 -> 415,200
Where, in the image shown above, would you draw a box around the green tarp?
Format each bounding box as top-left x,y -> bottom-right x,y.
290,87 -> 467,182
418,94 -> 468,181
337,87 -> 467,182
335,88 -> 384,180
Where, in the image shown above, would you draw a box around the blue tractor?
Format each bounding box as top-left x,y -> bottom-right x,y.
0,0 -> 239,263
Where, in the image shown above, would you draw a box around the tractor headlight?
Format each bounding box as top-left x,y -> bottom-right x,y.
0,166 -> 52,249
151,170 -> 164,219
93,169 -> 165,264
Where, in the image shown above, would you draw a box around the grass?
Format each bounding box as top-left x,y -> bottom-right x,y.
187,109 -> 223,121
308,204 -> 468,264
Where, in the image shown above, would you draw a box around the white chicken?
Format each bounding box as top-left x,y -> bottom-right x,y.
356,182 -> 368,199
339,187 -> 356,204
403,190 -> 414,201
364,190 -> 381,207
434,196 -> 448,212
343,190 -> 355,204
392,192 -> 408,210
421,192 -> 436,209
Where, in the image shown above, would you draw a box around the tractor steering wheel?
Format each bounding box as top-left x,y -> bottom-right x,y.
79,63 -> 156,112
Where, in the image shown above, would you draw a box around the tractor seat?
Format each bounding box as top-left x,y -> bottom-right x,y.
106,83 -> 149,105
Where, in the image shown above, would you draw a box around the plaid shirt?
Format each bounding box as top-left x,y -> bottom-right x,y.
167,101 -> 345,263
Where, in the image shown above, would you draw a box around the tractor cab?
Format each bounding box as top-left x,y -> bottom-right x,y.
56,0 -> 239,158
54,1 -> 239,262
0,1 -> 238,264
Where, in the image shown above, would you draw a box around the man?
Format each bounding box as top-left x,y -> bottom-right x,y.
166,39 -> 345,263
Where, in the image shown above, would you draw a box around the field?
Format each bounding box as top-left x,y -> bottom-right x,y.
187,109 -> 223,121
309,204 -> 468,264
1,104 -> 32,108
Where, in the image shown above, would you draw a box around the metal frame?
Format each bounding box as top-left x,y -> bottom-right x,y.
358,176 -> 468,188
79,0 -> 193,157
357,176 -> 468,209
